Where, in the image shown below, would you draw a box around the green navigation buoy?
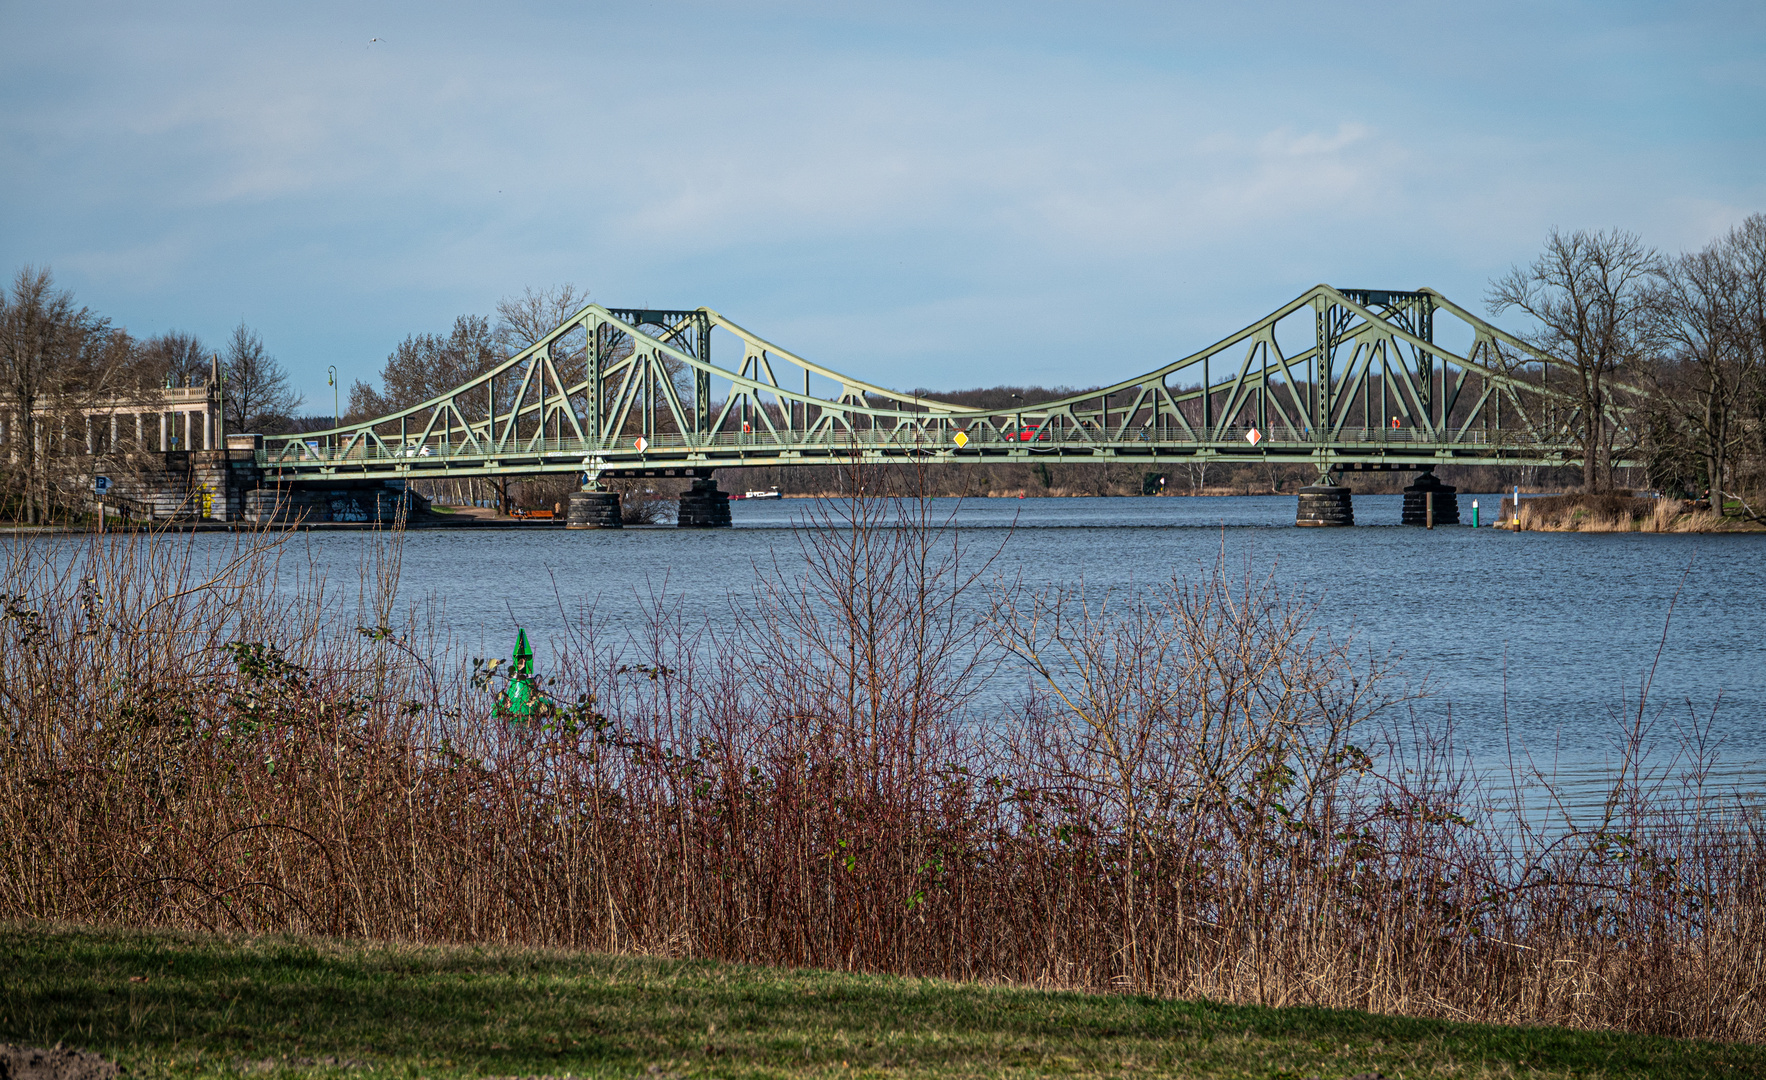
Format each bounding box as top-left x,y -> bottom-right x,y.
500,627 -> 541,721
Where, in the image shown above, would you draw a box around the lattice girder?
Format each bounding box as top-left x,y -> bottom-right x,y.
261,285 -> 1636,481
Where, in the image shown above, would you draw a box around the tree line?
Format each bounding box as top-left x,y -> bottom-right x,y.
1490,215 -> 1766,515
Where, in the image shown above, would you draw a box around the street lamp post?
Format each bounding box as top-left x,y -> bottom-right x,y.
327,365 -> 338,450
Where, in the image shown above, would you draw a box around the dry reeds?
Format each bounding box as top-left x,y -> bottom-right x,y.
2,475 -> 1762,1043
1505,493 -> 1726,532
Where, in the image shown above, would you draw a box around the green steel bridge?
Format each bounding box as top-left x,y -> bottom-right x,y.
259,285 -> 1632,489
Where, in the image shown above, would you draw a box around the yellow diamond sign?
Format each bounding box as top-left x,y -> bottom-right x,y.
953,430 -> 969,448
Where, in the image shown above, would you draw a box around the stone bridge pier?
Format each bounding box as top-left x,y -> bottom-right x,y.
1294,467 -> 1464,528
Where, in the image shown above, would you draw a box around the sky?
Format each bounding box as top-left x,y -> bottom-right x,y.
3,0 -> 1763,412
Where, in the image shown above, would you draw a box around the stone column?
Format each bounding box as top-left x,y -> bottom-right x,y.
182,411 -> 192,451
135,413 -> 144,447
110,413 -> 118,448
159,412 -> 168,451
86,415 -> 95,454
202,407 -> 211,450
1296,483 -> 1355,527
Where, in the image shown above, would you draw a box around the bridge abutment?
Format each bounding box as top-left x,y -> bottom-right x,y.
241,480 -> 426,525
93,439 -> 263,522
567,491 -> 622,529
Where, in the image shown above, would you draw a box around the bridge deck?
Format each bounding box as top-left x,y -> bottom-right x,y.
266,424 -> 1583,482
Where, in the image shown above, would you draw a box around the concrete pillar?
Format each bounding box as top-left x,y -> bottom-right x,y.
110,413 -> 118,448
182,411 -> 191,451
86,415 -> 95,454
202,407 -> 211,450
135,413 -> 144,447
159,412 -> 168,451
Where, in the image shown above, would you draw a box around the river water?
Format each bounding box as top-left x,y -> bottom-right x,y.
35,493 -> 1766,806
264,492 -> 1766,802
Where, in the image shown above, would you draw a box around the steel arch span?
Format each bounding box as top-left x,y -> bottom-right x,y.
260,286 -> 1637,485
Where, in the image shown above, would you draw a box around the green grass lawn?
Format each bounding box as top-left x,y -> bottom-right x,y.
3,926 -> 1761,1079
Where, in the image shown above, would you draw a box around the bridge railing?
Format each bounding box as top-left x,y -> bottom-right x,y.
263,423 -> 1566,468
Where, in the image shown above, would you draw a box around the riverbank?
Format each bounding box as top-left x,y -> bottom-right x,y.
1501,493 -> 1766,533
4,512 -> 1763,1046
7,925 -> 1762,1079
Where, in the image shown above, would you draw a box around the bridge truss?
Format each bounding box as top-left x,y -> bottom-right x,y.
260,285 -> 1633,485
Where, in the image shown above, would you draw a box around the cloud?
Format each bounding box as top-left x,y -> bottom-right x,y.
1,1 -> 1762,401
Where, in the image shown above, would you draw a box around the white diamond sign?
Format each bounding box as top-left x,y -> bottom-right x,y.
1245,427 -> 1263,446
633,436 -> 649,453
953,430 -> 969,448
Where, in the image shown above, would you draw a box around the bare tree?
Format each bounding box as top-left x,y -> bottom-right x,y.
0,267 -> 115,523
494,283 -> 589,358
349,314 -> 502,419
1489,229 -> 1659,491
1723,214 -> 1766,518
138,330 -> 210,388
495,282 -> 705,411
1644,228 -> 1750,509
223,322 -> 302,434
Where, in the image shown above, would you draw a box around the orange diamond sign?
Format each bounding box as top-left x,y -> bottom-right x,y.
1245,427 -> 1263,446
633,436 -> 649,453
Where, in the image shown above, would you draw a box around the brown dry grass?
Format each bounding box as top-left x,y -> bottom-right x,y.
2,467 -> 1762,1044
1501,493 -> 1739,532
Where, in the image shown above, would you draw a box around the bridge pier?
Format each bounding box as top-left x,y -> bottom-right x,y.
566,491 -> 622,529
1402,470 -> 1460,526
1296,481 -> 1354,527
676,477 -> 731,528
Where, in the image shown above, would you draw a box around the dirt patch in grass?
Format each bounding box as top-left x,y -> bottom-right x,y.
0,1044 -> 123,1080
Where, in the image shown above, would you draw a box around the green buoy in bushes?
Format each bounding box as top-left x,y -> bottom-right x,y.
500,627 -> 540,721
